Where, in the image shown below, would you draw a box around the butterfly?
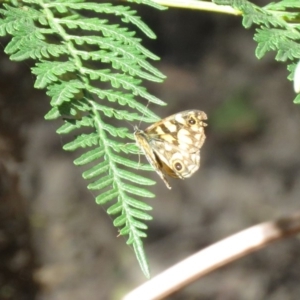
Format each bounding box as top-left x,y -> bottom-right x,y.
134,110 -> 207,189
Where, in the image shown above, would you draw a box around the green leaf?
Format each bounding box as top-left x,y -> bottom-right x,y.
63,133 -> 99,151
96,188 -> 119,205
110,153 -> 154,171
74,147 -> 105,165
56,117 -> 94,134
122,184 -> 155,198
119,226 -> 130,236
89,87 -> 161,122
265,0 -> 300,10
113,214 -> 127,227
117,169 -> 155,185
47,80 -> 84,106
125,196 -> 152,210
32,61 -> 77,89
88,174 -> 114,190
82,160 -> 110,179
133,239 -> 150,278
129,208 -> 152,220
107,201 -> 123,215
63,3 -> 157,39
294,94 -> 300,103
131,219 -> 148,230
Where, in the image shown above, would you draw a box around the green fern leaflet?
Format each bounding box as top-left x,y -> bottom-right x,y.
213,0 -> 300,102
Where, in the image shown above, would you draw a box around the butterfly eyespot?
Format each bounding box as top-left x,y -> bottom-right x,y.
188,117 -> 196,125
174,161 -> 183,171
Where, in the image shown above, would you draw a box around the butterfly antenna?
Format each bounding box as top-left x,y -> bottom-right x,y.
137,100 -> 151,129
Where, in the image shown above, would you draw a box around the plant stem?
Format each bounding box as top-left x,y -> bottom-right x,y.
151,0 -> 241,15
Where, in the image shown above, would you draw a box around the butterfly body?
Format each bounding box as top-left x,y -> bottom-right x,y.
134,110 -> 207,189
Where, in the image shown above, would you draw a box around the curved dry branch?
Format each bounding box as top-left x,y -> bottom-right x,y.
123,211 -> 300,300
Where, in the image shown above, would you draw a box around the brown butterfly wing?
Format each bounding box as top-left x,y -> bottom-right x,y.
144,110 -> 207,179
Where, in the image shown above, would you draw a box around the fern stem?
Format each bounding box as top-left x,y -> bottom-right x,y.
38,0 -> 88,84
88,100 -> 150,276
150,0 -> 241,15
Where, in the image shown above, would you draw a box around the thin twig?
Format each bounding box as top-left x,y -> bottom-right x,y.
123,211 -> 300,300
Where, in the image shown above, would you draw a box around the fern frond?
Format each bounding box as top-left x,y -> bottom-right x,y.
46,2 -> 157,38
214,0 -> 300,103
58,18 -> 160,60
32,61 -> 77,88
255,28 -> 300,59
265,0 -> 300,10
47,80 -> 85,105
82,68 -> 165,105
0,0 -> 166,277
89,87 -> 160,122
